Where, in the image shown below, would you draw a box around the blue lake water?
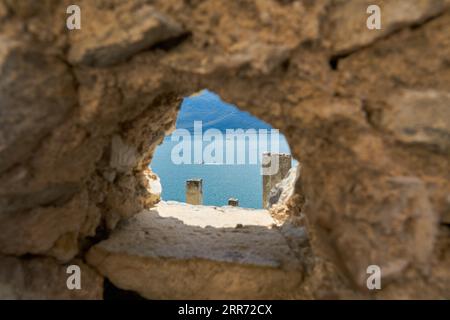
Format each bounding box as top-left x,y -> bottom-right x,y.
149,90 -> 294,209
151,134 -> 293,209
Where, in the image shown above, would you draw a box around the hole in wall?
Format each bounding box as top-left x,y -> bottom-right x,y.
93,90 -> 310,299
150,89 -> 298,209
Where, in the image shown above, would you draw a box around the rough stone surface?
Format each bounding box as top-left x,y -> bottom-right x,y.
0,0 -> 449,299
268,166 -> 300,208
0,190 -> 99,262
381,90 -> 450,152
68,1 -> 185,67
0,255 -> 103,299
87,203 -> 305,299
0,36 -> 77,174
326,0 -> 450,55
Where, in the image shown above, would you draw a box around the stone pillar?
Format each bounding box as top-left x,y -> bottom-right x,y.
262,153 -> 291,208
228,198 -> 239,207
186,179 -> 203,205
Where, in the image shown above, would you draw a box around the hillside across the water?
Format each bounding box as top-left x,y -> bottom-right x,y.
176,90 -> 272,132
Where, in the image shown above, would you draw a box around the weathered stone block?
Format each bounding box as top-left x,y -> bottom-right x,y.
87,204 -> 304,299
0,255 -> 103,300
68,2 -> 184,67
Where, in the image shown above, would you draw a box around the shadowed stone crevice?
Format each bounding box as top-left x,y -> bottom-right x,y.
103,278 -> 146,300
148,31 -> 192,52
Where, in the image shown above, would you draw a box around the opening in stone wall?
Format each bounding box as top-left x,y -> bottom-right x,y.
91,90 -> 307,300
150,89 -> 298,209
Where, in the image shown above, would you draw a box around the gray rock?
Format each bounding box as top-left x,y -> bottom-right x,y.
110,135 -> 138,173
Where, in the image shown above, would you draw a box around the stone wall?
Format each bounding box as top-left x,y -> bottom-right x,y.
0,0 -> 449,299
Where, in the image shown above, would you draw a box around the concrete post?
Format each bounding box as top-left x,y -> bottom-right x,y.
186,179 -> 203,205
262,153 -> 291,209
228,198 -> 239,207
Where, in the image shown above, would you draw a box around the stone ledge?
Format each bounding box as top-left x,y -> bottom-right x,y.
87,204 -> 304,299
